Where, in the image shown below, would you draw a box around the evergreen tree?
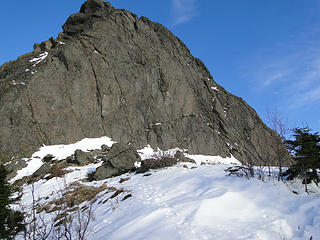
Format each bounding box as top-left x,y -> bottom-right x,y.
0,154 -> 24,239
285,127 -> 320,192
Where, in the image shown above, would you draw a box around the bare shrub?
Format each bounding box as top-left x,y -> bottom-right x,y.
225,165 -> 254,179
151,150 -> 173,160
21,182 -> 99,240
266,109 -> 290,181
47,162 -> 71,179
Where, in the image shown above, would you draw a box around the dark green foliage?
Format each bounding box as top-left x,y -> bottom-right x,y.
0,154 -> 24,239
284,128 -> 320,190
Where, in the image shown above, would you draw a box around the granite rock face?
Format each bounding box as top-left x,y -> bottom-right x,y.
0,0 -> 289,165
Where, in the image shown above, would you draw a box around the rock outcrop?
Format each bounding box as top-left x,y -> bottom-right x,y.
0,0 -> 289,165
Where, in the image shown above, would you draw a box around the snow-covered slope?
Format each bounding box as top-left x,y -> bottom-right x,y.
91,165 -> 320,240
14,137 -> 320,240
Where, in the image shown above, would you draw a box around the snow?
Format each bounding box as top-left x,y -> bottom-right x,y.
185,153 -> 240,165
90,165 -> 320,240
211,86 -> 218,91
11,136 -> 116,182
12,137 -> 320,240
11,80 -> 26,86
11,158 -> 43,183
137,145 -> 183,160
32,136 -> 116,160
29,52 -> 48,66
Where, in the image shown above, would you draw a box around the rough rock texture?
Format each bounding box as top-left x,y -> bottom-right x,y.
93,143 -> 140,180
31,163 -> 51,178
5,158 -> 27,180
0,0 -> 289,165
174,151 -> 196,164
136,157 -> 178,174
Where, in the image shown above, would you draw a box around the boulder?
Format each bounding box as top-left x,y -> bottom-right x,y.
136,157 -> 178,174
42,154 -> 55,162
93,162 -> 119,181
66,149 -> 103,165
174,151 -> 196,164
93,143 -> 140,180
74,149 -> 95,165
32,163 -> 51,178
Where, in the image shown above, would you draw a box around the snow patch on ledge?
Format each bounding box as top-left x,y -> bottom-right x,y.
32,136 -> 116,160
137,145 -> 182,160
137,145 -> 240,165
29,52 -> 48,66
185,153 -> 241,165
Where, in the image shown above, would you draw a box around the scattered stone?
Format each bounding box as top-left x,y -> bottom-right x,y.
143,173 -> 152,177
42,154 -> 55,162
119,177 -> 131,183
101,144 -> 111,152
122,194 -> 132,201
66,155 -> 77,164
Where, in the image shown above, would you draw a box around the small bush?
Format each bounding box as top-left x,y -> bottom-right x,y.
225,165 -> 254,179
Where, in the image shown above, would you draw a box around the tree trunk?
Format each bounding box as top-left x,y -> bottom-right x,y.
304,172 -> 308,194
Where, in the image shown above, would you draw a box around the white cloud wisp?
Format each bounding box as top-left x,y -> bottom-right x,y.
171,0 -> 198,26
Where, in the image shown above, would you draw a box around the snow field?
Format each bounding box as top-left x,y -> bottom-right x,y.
90,165 -> 319,240
12,137 -> 320,240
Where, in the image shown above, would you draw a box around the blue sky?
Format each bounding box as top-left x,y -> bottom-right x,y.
1,0 -> 319,132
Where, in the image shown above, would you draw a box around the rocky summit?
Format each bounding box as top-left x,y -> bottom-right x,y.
0,0 -> 288,165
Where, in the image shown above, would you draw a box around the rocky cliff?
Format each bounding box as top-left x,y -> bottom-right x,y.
0,0 -> 287,165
